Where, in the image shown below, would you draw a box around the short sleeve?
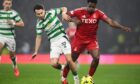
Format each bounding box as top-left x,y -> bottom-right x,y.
13,11 -> 23,22
68,8 -> 82,17
36,23 -> 43,35
98,10 -> 108,21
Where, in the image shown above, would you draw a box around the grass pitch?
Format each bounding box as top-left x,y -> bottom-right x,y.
0,64 -> 140,84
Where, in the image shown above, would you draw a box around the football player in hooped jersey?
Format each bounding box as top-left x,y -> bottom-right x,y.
0,0 -> 24,77
32,4 -> 79,84
62,0 -> 131,83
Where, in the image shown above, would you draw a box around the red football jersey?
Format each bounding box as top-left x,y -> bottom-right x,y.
69,7 -> 108,41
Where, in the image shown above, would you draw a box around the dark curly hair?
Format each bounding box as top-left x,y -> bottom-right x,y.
87,0 -> 98,3
33,4 -> 44,12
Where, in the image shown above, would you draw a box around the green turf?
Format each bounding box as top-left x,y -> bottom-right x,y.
0,64 -> 140,84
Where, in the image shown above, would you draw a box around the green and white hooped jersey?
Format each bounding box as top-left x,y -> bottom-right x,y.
36,8 -> 67,42
0,9 -> 22,38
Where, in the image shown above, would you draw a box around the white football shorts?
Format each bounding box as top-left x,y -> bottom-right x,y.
0,36 -> 16,52
50,36 -> 71,59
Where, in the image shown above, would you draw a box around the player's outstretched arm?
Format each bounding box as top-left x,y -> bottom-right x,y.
32,35 -> 42,59
15,21 -> 24,27
104,17 -> 131,32
7,20 -> 24,27
70,17 -> 81,25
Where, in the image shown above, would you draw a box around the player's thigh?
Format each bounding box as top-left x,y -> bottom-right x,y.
61,38 -> 71,55
71,39 -> 86,53
87,40 -> 100,58
50,58 -> 59,65
9,51 -> 15,57
87,40 -> 99,51
58,37 -> 73,62
64,53 -> 72,62
5,38 -> 16,53
50,42 -> 62,61
89,49 -> 100,59
0,37 -> 5,51
71,51 -> 80,62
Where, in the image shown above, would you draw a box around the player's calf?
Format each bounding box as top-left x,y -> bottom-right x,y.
10,56 -> 17,68
0,56 -> 1,63
50,58 -> 62,70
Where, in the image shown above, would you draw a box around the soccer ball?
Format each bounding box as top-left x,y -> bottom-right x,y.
81,75 -> 94,84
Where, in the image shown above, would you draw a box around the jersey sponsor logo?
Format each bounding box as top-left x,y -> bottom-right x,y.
92,14 -> 97,18
82,18 -> 97,24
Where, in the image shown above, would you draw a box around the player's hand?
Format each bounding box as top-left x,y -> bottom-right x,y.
72,17 -> 81,25
62,13 -> 71,22
122,26 -> 132,32
7,20 -> 16,26
32,52 -> 37,59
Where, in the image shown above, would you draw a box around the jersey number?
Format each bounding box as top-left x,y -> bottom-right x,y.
62,42 -> 66,48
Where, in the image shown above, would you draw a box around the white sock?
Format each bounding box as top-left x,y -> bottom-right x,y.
61,76 -> 66,81
61,64 -> 65,70
74,75 -> 79,79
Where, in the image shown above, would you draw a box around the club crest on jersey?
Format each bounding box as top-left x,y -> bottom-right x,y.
82,15 -> 86,18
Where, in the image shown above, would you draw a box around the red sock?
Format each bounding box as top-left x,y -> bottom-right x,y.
63,66 -> 70,78
88,66 -> 96,76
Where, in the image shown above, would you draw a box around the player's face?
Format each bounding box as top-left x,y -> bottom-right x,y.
35,9 -> 45,19
3,0 -> 12,11
87,2 -> 96,14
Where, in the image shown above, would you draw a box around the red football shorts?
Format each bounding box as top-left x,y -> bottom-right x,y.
71,39 -> 99,53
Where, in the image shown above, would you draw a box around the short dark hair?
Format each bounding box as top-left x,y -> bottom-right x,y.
87,0 -> 98,3
4,0 -> 12,2
33,4 -> 44,12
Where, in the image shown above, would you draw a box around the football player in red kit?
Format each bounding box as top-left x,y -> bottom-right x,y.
61,0 -> 131,84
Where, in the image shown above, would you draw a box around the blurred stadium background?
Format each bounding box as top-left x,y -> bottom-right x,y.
0,0 -> 140,54
0,0 -> 140,84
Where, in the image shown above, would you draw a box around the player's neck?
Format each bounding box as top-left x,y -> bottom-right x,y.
3,8 -> 11,11
88,11 -> 95,15
86,8 -> 97,15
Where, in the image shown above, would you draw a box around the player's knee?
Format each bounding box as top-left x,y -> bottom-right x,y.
50,58 -> 59,67
9,52 -> 15,57
67,60 -> 71,64
72,52 -> 79,62
72,56 -> 77,62
94,56 -> 99,60
50,61 -> 58,67
66,58 -> 73,64
91,53 -> 100,60
51,63 -> 58,68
